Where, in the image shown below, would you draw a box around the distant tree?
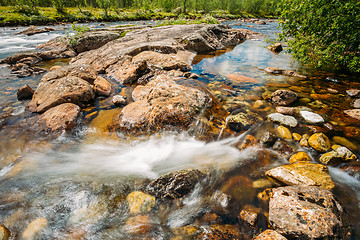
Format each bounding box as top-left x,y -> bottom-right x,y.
96,0 -> 111,16
278,0 -> 360,72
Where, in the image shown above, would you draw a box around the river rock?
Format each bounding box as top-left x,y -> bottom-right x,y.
288,151 -> 311,163
319,146 -> 357,166
308,133 -> 331,152
112,95 -> 127,107
0,225 -> 10,240
332,136 -> 357,151
275,106 -> 296,115
346,89 -> 360,97
226,74 -> 260,84
276,126 -> 292,140
22,218 -> 48,240
264,67 -> 307,78
17,84 -> 34,100
196,224 -> 241,239
126,191 -> 156,214
254,230 -> 287,240
147,169 -> 206,199
267,43 -> 283,53
269,186 -> 350,239
41,64 -> 98,84
272,139 -> 294,157
344,109 -> 360,121
49,65 -> 62,71
299,134 -> 310,147
74,31 -> 121,53
69,200 -> 107,225
228,112 -> 262,132
235,135 -> 259,150
299,110 -> 324,124
259,131 -> 276,146
265,162 -> 335,190
292,133 -> 301,141
17,25 -> 50,36
94,76 -> 112,96
267,113 -> 297,127
71,24 -> 247,73
115,74 -> 210,132
271,90 -> 298,106
28,76 -> 94,113
123,215 -> 153,235
108,58 -> 149,84
352,99 -> 360,108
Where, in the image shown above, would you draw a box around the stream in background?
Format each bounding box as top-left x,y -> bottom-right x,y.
0,20 -> 359,239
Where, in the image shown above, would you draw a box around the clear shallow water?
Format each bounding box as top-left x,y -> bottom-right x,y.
0,20 -> 359,239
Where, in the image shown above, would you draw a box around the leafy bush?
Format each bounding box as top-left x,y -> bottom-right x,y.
13,5 -> 39,16
278,0 -> 360,72
65,23 -> 90,48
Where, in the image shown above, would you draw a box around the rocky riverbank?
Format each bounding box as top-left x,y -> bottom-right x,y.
0,23 -> 359,239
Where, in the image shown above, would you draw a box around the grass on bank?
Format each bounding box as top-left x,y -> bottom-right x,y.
0,6 -> 275,26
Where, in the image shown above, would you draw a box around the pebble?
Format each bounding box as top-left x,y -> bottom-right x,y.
268,113 -> 298,127
346,89 -> 360,97
289,151 -> 311,163
292,133 -> 301,141
308,133 -> 331,152
300,111 -> 324,124
276,126 -> 292,140
22,218 -> 48,240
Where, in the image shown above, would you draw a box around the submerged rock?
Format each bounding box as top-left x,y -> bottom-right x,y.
269,186 -> 350,239
308,133 -> 331,152
0,225 -> 11,240
123,215 -> 153,235
276,126 -> 292,140
196,224 -> 241,239
254,229 -> 287,240
344,109 -> 360,121
265,67 -> 307,79
271,90 -> 298,106
22,218 -> 48,240
265,162 -> 335,190
147,169 -> 206,199
267,113 -> 297,127
299,110 -> 324,124
288,151 -> 311,163
346,89 -> 360,97
228,112 -> 262,132
17,25 -> 51,36
319,146 -> 357,166
126,191 -> 156,214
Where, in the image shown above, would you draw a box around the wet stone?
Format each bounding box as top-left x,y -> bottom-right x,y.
272,139 -> 294,157
271,90 -> 298,106
126,191 -> 156,214
235,134 -> 258,150
319,146 -> 357,166
267,43 -> 283,53
353,99 -> 360,108
267,113 -> 297,127
22,218 -> 48,240
299,110 -> 324,124
308,133 -> 331,152
17,84 -> 34,100
346,89 -> 360,97
123,215 -> 153,235
275,106 -> 296,115
227,112 -> 262,132
147,169 -> 206,199
265,162 -> 335,190
276,126 -> 292,140
196,224 -> 241,240
0,225 -> 11,240
292,133 -> 301,141
344,109 -> 360,121
288,151 -> 311,163
254,229 -> 287,240
112,95 -> 127,107
259,131 -> 276,146
269,186 -> 350,239
299,134 -> 310,147
332,136 -> 357,151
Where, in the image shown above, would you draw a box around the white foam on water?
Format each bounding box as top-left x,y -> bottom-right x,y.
20,133 -> 255,180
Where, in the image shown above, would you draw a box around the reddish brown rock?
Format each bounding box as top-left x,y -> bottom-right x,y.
254,229 -> 287,240
94,76 -> 112,96
267,43 -> 283,53
115,74 -> 210,132
344,109 -> 360,121
221,175 -> 255,204
17,25 -> 50,36
196,224 -> 241,239
41,64 -> 98,84
272,139 -> 294,158
275,106 -> 296,115
271,90 -> 298,106
17,85 -> 34,100
40,103 -> 81,132
0,225 -> 11,240
226,74 -> 260,84
269,186 -> 350,239
235,135 -> 259,150
27,76 -> 94,113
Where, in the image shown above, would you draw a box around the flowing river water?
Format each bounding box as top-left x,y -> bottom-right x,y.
0,20 -> 359,239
